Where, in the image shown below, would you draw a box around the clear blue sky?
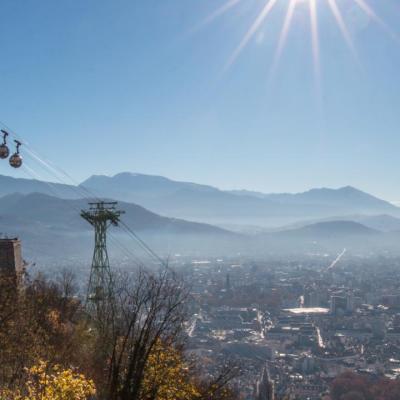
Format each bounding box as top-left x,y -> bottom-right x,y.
0,0 -> 399,200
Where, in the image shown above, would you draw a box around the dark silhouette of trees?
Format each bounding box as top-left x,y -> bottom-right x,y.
331,371 -> 400,400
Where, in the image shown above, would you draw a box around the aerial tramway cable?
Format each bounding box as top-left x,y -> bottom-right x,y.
119,220 -> 167,267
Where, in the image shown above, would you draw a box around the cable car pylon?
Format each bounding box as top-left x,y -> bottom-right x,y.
81,201 -> 125,310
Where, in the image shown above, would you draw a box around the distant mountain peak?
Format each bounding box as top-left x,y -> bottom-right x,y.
112,172 -> 167,180
287,220 -> 379,237
339,185 -> 357,191
304,185 -> 359,194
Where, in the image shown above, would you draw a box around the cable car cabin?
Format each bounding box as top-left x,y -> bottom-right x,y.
9,140 -> 22,168
0,144 -> 9,159
9,153 -> 22,168
0,130 -> 9,159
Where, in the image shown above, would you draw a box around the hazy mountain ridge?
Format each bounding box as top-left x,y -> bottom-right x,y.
253,220 -> 395,257
0,192 -> 239,260
1,172 -> 399,236
0,192 -> 232,235
280,220 -> 379,237
2,190 -> 400,260
0,192 -> 382,238
81,172 -> 399,226
0,174 -> 80,199
276,214 -> 400,233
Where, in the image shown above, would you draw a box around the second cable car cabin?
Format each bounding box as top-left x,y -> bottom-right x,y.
9,140 -> 23,168
0,130 -> 9,159
0,130 -> 23,168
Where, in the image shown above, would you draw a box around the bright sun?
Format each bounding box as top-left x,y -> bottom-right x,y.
200,0 -> 396,84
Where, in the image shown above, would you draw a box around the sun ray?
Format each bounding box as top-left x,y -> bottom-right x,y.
309,0 -> 321,94
352,0 -> 399,42
327,0 -> 357,57
225,0 -> 279,69
270,0 -> 297,77
199,0 -> 242,28
204,0 -> 396,78
352,0 -> 386,26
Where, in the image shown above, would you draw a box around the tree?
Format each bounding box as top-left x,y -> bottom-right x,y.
140,339 -> 199,400
90,268 -> 189,400
0,360 -> 95,400
370,378 -> 400,400
0,271 -> 90,391
331,372 -> 371,400
330,372 -> 400,400
90,268 -> 240,400
140,340 -> 239,400
340,391 -> 366,400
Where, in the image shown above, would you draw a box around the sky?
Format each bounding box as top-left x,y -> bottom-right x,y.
0,0 -> 399,201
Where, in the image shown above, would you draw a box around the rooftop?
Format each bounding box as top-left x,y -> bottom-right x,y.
284,308 -> 330,315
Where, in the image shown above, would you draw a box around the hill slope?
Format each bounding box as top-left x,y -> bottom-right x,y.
0,192 -> 232,235
279,214 -> 400,233
280,221 -> 379,238
0,174 -> 79,199
0,192 -> 240,260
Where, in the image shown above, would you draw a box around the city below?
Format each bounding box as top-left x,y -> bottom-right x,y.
4,171 -> 400,398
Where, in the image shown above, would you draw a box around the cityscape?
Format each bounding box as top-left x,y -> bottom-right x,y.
6,230 -> 400,398
178,253 -> 400,398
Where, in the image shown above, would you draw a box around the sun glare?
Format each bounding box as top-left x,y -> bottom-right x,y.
201,0 -> 397,81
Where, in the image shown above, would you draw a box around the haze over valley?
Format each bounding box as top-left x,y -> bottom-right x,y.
2,172 -> 400,262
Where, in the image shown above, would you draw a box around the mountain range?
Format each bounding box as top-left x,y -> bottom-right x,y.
1,172 -> 400,260
1,172 -> 397,226
81,173 -> 399,227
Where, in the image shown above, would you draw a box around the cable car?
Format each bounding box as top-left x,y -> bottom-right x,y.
0,130 -> 9,159
9,140 -> 23,168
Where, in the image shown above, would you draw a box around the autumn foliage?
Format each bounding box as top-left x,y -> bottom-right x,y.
0,269 -> 238,400
331,371 -> 400,400
0,361 -> 95,400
